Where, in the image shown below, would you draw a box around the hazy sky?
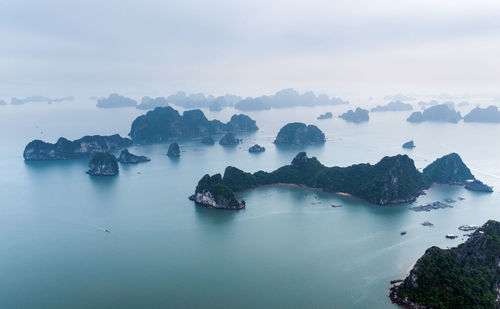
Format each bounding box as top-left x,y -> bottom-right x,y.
1,0 -> 500,97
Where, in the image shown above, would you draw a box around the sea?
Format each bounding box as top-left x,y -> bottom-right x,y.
0,99 -> 499,308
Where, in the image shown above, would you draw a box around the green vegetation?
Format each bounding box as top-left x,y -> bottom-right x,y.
423,152 -> 474,185
396,220 -> 500,309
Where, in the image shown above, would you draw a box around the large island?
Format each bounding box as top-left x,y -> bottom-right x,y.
190,152 -> 490,209
129,106 -> 258,144
391,220 -> 500,309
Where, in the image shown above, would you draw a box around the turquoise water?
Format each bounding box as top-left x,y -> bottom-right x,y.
0,102 -> 499,308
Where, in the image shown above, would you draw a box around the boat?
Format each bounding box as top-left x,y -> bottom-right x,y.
421,221 -> 434,227
445,234 -> 458,239
330,204 -> 342,208
104,229 -> 111,233
458,224 -> 478,231
400,231 -> 407,235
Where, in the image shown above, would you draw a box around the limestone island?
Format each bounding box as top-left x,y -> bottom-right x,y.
86,152 -> 119,176
463,105 -> 500,123
407,104 -> 462,123
136,96 -> 169,110
274,123 -> 325,145
167,143 -> 180,157
129,106 -> 257,144
219,133 -> 240,146
390,220 -> 500,309
402,140 -> 415,149
370,101 -> 413,112
339,107 -> 369,123
317,112 -> 333,120
96,94 -> 137,108
201,136 -> 215,145
117,149 -> 150,164
248,144 -> 265,153
23,134 -> 132,160
190,152 -> 488,209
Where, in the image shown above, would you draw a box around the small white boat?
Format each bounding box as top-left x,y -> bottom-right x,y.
445,234 -> 458,239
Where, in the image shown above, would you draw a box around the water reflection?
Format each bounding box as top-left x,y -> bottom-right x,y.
193,203 -> 240,225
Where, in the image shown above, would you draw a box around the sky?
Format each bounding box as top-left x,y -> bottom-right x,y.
1,0 -> 500,98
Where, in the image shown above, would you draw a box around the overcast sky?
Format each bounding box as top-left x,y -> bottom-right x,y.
1,0 -> 500,97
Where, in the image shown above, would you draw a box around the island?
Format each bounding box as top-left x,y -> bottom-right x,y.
96,94 -> 137,108
189,152 -> 486,209
11,95 -> 74,105
370,101 -> 413,112
383,93 -> 415,101
219,133 -> 240,146
117,149 -> 150,164
274,123 -> 325,145
317,112 -> 333,120
167,143 -> 180,157
339,108 -> 369,123
136,96 -> 169,110
23,134 -> 132,160
234,88 -> 348,111
248,144 -> 265,153
201,136 -> 215,145
407,104 -> 462,123
0,100 -> 7,105
86,152 -> 119,176
402,140 -> 415,148
129,106 -> 258,144
463,105 -> 500,123
390,220 -> 500,309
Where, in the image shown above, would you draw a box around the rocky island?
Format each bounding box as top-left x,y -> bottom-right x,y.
248,144 -> 265,153
190,152 -> 486,208
117,149 -> 150,164
463,105 -> 500,123
274,123 -> 325,145
339,107 -> 369,123
390,220 -> 500,309
407,104 -> 462,123
96,93 -> 137,108
23,134 -> 132,160
129,106 -> 257,144
219,133 -> 240,146
317,112 -> 333,120
136,96 -> 169,110
167,143 -> 180,157
370,101 -> 413,112
86,152 -> 119,176
402,140 -> 415,148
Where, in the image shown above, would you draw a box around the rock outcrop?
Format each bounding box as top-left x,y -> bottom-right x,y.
391,220 -> 500,309
189,174 -> 245,209
86,153 -> 119,176
465,180 -> 493,192
423,153 -> 474,185
463,105 -> 500,123
23,134 -> 132,160
339,107 -> 369,123
402,140 -> 415,148
136,96 -> 169,110
248,144 -> 265,153
274,123 -> 325,145
167,143 -> 180,157
407,104 -> 462,123
219,133 -> 240,146
128,106 -> 257,144
370,101 -> 413,112
117,149 -> 150,164
96,94 -> 137,108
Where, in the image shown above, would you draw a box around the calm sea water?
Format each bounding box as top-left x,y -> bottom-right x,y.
0,100 -> 499,308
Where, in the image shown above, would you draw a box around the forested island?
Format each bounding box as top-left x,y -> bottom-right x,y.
463,105 -> 500,123
407,104 -> 462,123
96,94 -> 137,108
391,220 -> 500,309
190,152 -> 490,209
23,134 -> 132,160
274,123 -> 325,145
370,101 -> 413,112
339,108 -> 369,123
128,106 -> 258,144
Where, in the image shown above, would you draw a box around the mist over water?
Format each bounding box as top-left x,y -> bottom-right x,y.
0,98 -> 499,308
